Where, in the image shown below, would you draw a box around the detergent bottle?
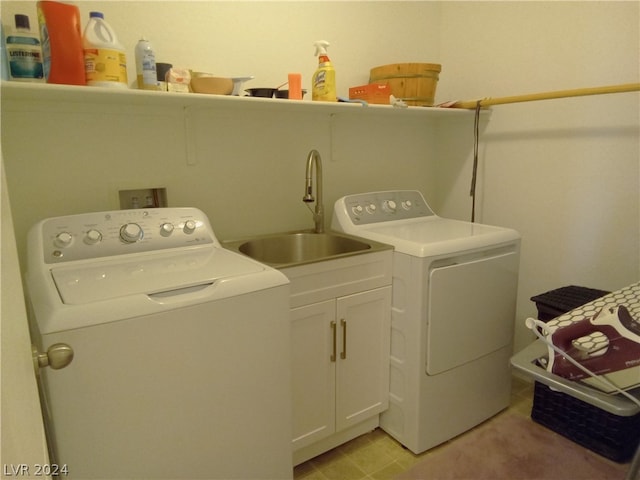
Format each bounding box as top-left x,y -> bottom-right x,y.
37,1 -> 86,85
312,40 -> 336,102
82,11 -> 127,88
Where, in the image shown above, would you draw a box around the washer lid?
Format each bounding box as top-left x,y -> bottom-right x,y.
51,247 -> 265,305
360,217 -> 520,257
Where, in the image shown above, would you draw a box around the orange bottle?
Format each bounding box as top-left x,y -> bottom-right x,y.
37,1 -> 86,85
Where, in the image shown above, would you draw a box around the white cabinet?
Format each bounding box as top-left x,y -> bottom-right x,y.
291,299 -> 336,449
291,287 -> 391,451
335,288 -> 391,431
283,250 -> 393,465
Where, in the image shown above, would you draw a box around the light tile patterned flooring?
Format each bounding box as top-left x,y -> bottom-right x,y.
293,375 -> 535,480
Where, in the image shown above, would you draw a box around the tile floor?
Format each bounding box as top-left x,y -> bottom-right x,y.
293,375 -> 535,480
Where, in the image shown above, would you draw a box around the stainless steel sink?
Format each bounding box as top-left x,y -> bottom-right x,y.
224,231 -> 391,268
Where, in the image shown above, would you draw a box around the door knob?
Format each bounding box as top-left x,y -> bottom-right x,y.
32,343 -> 74,373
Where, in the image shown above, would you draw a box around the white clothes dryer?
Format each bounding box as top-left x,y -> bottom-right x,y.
333,190 -> 521,454
26,207 -> 293,479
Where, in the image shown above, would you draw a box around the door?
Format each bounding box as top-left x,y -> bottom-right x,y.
426,250 -> 519,375
290,299 -> 336,450
1,160 -> 50,467
335,286 -> 392,431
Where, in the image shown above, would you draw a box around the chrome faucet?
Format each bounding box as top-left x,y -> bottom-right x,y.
303,149 -> 324,233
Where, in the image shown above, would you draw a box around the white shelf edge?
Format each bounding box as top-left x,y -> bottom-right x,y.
1,81 -> 489,119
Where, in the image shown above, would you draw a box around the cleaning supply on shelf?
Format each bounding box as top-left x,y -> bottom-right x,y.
82,11 -> 127,88
36,1 -> 85,85
6,14 -> 44,82
1,24 -> 9,81
135,37 -> 158,90
312,40 -> 336,102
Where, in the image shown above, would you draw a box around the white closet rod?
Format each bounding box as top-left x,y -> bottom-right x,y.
452,83 -> 640,109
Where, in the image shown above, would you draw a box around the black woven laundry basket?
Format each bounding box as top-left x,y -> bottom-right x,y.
530,285 -> 610,322
531,382 -> 640,462
528,284 -> 640,462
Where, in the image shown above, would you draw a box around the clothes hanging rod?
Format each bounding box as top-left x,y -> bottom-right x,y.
452,83 -> 640,109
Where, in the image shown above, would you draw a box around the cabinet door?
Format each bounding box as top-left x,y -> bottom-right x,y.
291,299 -> 336,450
335,286 -> 391,431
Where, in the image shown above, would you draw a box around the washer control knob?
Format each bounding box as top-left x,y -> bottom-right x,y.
366,204 -> 377,214
120,223 -> 143,243
382,200 -> 397,213
160,223 -> 174,236
84,229 -> 103,245
401,200 -> 413,210
183,220 -> 197,234
54,232 -> 73,248
352,205 -> 364,216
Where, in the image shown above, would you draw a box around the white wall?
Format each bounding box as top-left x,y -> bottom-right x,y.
1,1 -> 442,95
1,1 -> 638,353
1,1 -> 445,249
437,1 -> 640,349
1,157 -> 50,471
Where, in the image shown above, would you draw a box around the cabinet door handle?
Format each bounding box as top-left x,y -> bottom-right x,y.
340,318 -> 347,359
330,320 -> 337,362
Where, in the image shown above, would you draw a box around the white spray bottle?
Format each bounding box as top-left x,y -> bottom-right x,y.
135,37 -> 158,90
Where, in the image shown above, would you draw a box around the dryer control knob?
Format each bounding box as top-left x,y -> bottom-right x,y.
401,200 -> 413,210
352,205 -> 364,216
120,223 -> 143,243
183,220 -> 197,234
382,200 -> 397,213
366,204 -> 377,214
54,232 -> 73,248
84,229 -> 103,245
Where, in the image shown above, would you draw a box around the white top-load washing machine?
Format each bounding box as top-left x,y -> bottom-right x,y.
333,190 -> 521,454
26,207 -> 293,479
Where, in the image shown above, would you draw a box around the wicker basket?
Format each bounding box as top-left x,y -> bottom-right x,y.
530,285 -> 610,322
369,63 -> 441,106
532,382 -> 640,462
